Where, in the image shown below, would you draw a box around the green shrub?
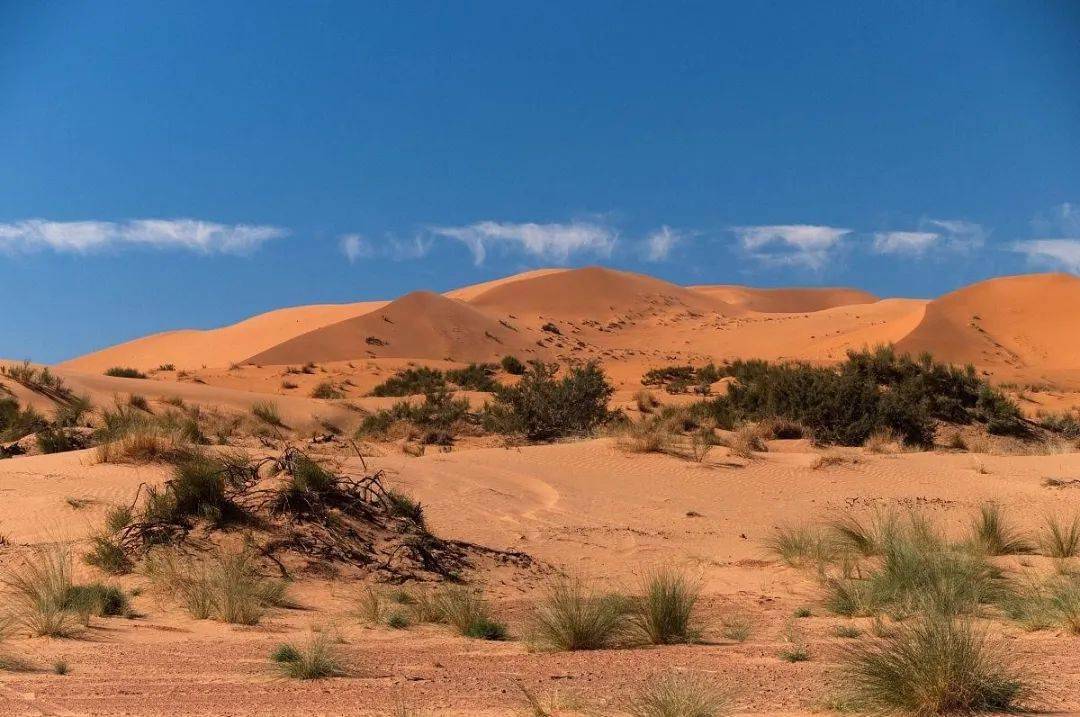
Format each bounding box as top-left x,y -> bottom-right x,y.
251,401 -> 285,427
65,582 -> 129,619
840,615 -> 1028,714
446,363 -> 500,392
969,503 -> 1035,556
1041,513 -> 1080,558
271,632 -> 343,679
370,367 -> 447,397
0,397 -> 47,441
484,361 -> 614,441
83,534 -> 133,575
0,546 -> 82,637
104,367 -> 147,379
36,427 -> 81,454
501,355 -> 526,375
433,586 -> 506,640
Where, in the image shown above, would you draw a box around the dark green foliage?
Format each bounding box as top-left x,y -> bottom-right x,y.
104,367 -> 147,379
540,322 -> 561,334
484,361 -> 614,441
386,490 -> 426,529
0,397 -> 47,441
370,367 -> 447,397
36,427 -> 81,454
641,363 -> 722,395
463,616 -> 507,640
65,583 -> 129,617
446,363 -> 500,392
144,456 -> 236,527
501,355 -> 526,375
706,346 -> 1025,447
271,643 -> 302,663
83,535 -> 133,575
54,394 -> 93,427
357,388 -> 471,439
1039,411 -> 1080,438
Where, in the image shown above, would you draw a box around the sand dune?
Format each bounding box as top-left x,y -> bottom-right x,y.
60,301 -> 387,373
691,284 -> 878,313
895,272 -> 1080,373
467,266 -> 736,319
245,290 -> 536,365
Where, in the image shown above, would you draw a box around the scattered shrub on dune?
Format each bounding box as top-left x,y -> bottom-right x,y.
500,354 -> 526,375
840,615 -> 1028,715
1,546 -> 82,637
446,363 -> 500,392
433,586 -> 507,640
310,382 -> 344,399
370,367 -> 447,397
616,418 -> 677,455
765,525 -> 835,568
0,396 -> 48,442
1041,513 -> 1080,558
128,394 -> 151,412
104,367 -> 147,379
36,427 -> 83,454
528,577 -> 627,651
724,424 -> 767,459
83,533 -> 133,575
53,394 -> 93,428
64,582 -> 129,622
626,672 -> 729,717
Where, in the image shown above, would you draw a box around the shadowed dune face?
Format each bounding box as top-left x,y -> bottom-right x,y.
691,284 -> 879,313
895,272 -> 1080,375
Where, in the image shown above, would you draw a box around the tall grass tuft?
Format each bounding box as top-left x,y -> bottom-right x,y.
528,578 -> 627,651
1041,513 -> 1080,558
432,586 -> 506,640
272,632 -> 344,679
628,569 -> 700,645
840,615 -> 1028,715
626,673 -> 729,717
969,503 -> 1035,556
765,525 -> 834,568
1,546 -> 80,637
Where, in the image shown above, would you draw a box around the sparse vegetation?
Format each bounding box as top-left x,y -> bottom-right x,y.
251,400 -> 285,427
501,355 -> 526,375
969,502 -> 1035,556
528,578 -> 627,651
104,367 -> 147,379
628,569 -> 700,645
371,367 -> 447,397
625,673 -> 729,717
1041,513 -> 1080,558
310,382 -> 344,399
271,632 -> 344,679
484,360 -> 614,442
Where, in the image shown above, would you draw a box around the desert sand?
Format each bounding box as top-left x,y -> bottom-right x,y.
4,266 -> 1080,715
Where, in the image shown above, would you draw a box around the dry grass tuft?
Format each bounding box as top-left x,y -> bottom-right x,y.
0,546 -> 81,637
626,672 -> 729,717
864,427 -> 904,454
271,631 -> 344,679
528,577 -> 627,651
628,568 -> 700,645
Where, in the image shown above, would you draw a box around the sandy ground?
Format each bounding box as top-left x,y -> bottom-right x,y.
2,442 -> 1080,715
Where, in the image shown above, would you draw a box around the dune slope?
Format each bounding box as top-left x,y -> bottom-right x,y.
691,285 -> 878,313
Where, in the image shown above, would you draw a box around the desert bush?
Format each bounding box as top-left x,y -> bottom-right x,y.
765,525 -> 835,568
104,367 -> 147,379
1041,513 -> 1080,558
528,578 -> 627,651
725,424 -> 767,459
625,673 -> 729,717
628,569 -> 700,645
142,455 -> 239,527
251,401 -> 285,427
704,346 -> 1026,447
826,508 -> 898,558
271,632 -> 344,679
840,615 -> 1028,714
64,582 -> 129,621
310,382 -> 344,399
446,363 -> 500,392
83,534 -> 133,575
54,394 -> 93,427
864,427 -> 903,453
36,427 -> 82,454
128,394 -> 151,412
0,397 -> 48,442
616,418 -> 677,455
143,548 -> 286,625
969,503 -> 1035,556
501,355 -> 526,375
484,361 -> 614,442
634,389 -> 660,414
370,367 -> 447,397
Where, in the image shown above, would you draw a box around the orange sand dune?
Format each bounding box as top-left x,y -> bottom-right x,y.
691,284 -> 878,313
442,267 -> 567,301
895,273 -> 1080,374
245,290 -> 537,366
60,301 -> 387,373
467,266 -> 736,319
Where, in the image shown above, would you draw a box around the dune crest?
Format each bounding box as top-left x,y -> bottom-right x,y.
691,284 -> 878,313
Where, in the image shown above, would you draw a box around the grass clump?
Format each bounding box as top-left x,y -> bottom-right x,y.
840,615 -> 1028,715
625,673 -> 729,717
271,632 -> 344,679
1040,513 -> 1080,558
251,401 -> 285,427
83,534 -> 133,575
720,614 -> 753,642
628,569 -> 700,645
104,367 -> 147,379
433,586 -> 506,640
969,502 -> 1035,556
310,382 -> 344,399
528,578 -> 627,651
143,548 -> 286,625
765,525 -> 834,568
370,367 -> 448,397
501,355 -> 526,375
0,546 -> 82,637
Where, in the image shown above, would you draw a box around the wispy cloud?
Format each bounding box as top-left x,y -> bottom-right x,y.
873,231 -> 939,255
339,234 -> 373,263
643,225 -> 681,262
923,218 -> 986,252
730,224 -> 850,269
0,219 -> 286,255
1011,239 -> 1080,273
430,220 -> 616,265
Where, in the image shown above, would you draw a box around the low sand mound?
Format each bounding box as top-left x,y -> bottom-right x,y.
60,301 -> 386,373
895,272 -> 1080,371
691,284 -> 878,313
467,266 -> 736,319
246,291 -> 534,365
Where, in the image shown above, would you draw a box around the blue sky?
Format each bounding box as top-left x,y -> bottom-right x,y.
2,1 -> 1078,363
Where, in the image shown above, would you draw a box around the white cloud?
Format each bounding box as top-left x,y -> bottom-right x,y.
1012,239 -> 1080,273
431,220 -> 616,265
873,231 -> 939,255
644,226 -> 681,262
339,234 -> 373,263
923,218 -> 986,252
0,219 -> 286,255
730,224 -> 850,269
1032,202 -> 1080,237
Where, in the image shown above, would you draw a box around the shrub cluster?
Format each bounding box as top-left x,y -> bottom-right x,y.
370,364 -> 501,397
641,363 -> 723,394
705,346 -> 1026,447
104,366 -> 148,379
